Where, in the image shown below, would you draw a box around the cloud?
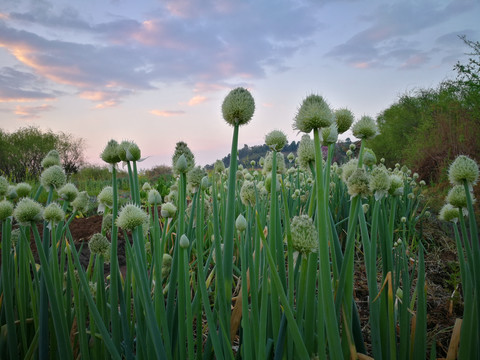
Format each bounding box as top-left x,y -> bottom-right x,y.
187,95 -> 207,106
150,109 -> 185,117
14,103 -> 54,119
326,0 -> 477,69
0,66 -> 59,102
0,0 -> 325,106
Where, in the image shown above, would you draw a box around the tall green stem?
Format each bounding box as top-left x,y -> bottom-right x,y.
313,128 -> 342,357
223,123 -> 239,330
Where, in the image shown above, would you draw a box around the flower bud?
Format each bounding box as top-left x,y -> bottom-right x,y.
179,234 -> 190,249
187,166 -> 205,193
369,166 -> 391,200
13,198 -> 44,226
41,150 -> 61,168
214,159 -> 225,173
240,180 -> 256,207
161,253 -> 173,279
448,155 -> 479,187
148,189 -> 162,205
362,148 -> 377,167
321,124 -> 338,145
40,165 -> 66,191
446,185 -> 470,209
15,182 -> 32,198
235,214 -> 247,232
297,134 -> 315,171
72,191 -> 90,213
352,116 -> 377,140
294,94 -> 334,133
290,215 -> 318,254
265,130 -> 288,151
58,183 -> 79,202
6,186 -> 17,201
43,202 -> 65,224
98,186 -> 114,211
101,139 -> 121,164
102,213 -> 113,235
116,203 -> 148,231
0,199 -> 14,220
347,168 -> 371,198
438,203 -> 460,223
88,233 -> 111,262
175,154 -> 188,174
335,108 -> 354,134
161,202 -> 177,218
222,87 -> 255,126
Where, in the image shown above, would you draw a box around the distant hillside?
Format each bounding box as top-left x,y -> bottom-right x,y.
205,139 -> 355,170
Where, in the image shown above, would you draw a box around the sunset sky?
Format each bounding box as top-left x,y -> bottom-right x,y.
0,0 -> 478,169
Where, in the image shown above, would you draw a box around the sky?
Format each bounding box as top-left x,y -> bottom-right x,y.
0,0 -> 479,169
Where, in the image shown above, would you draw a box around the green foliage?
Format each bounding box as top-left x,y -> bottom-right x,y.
367,36 -> 480,185
0,126 -> 85,181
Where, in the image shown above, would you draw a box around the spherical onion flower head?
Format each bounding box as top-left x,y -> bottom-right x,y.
438,203 -> 460,223
346,168 -> 371,199
263,151 -> 286,175
41,150 -> 61,169
187,166 -> 206,193
117,140 -> 141,162
293,94 -> 334,133
43,202 -> 65,225
72,191 -> 89,213
116,203 -> 148,231
88,233 -> 111,262
58,183 -> 79,202
102,213 -> 113,235
40,165 -> 66,191
97,186 -> 114,212
321,124 -> 338,146
240,180 -> 257,207
265,173 -> 281,193
290,215 -> 318,254
6,185 -> 17,201
352,116 -> 378,140
101,139 -> 121,164
0,199 -> 14,220
265,129 -> 288,152
214,159 -> 225,174
13,198 -> 44,226
446,185 -> 473,209
15,182 -> 32,198
161,253 -> 173,279
448,155 -> 479,188
0,176 -> 8,197
222,87 -> 255,126
341,158 -> 359,184
161,202 -> 177,218
335,108 -> 355,134
297,134 -> 316,171
147,189 -> 162,205
362,148 -> 377,167
369,166 -> 391,201
388,174 -> 404,196
172,141 -> 195,175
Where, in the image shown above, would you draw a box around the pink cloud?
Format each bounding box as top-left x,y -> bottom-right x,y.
14,103 -> 54,119
150,109 -> 185,117
187,95 -> 207,106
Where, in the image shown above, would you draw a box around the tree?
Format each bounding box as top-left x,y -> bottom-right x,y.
0,126 -> 85,181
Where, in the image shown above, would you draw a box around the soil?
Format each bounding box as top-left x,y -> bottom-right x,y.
1,214 -> 463,358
